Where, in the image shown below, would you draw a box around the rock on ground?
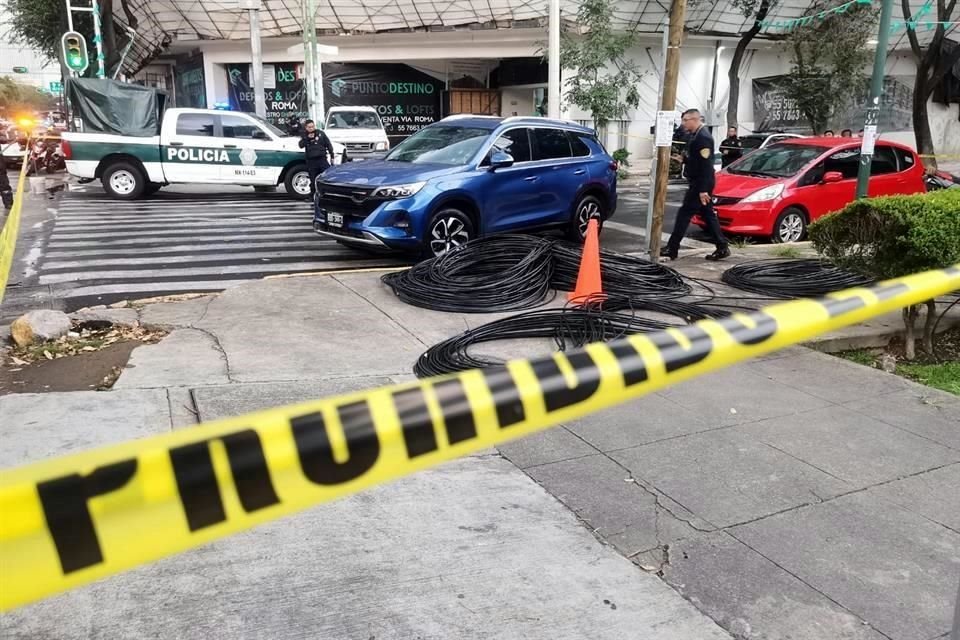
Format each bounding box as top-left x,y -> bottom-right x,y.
9,310 -> 71,347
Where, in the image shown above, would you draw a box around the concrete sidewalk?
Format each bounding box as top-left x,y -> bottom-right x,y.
2,270 -> 958,639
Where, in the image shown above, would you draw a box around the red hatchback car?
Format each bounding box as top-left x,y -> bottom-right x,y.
696,138 -> 926,242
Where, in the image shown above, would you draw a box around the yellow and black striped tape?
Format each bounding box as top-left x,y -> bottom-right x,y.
1,265 -> 958,611
0,150 -> 29,304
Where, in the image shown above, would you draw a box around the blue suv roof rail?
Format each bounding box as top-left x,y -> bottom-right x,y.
441,114 -> 502,121
500,116 -> 594,131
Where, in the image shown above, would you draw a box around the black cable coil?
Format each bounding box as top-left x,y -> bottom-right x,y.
381,235 -> 556,313
382,235 -> 692,313
551,240 -> 692,299
720,258 -> 873,299
413,296 -> 735,378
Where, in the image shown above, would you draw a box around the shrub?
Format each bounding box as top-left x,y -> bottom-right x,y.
612,148 -> 631,167
809,190 -> 960,358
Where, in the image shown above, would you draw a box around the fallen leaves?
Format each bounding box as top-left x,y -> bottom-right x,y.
4,322 -> 168,367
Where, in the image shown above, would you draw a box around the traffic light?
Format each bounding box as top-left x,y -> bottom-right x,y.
61,31 -> 89,74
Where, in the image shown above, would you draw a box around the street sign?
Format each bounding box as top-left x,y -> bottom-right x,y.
49,81 -> 63,93
11,66 -> 28,73
61,31 -> 89,74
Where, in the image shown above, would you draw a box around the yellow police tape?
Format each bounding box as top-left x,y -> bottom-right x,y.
1,265 -> 958,611
0,152 -> 29,305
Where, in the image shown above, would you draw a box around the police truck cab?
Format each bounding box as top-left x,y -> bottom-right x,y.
62,108 -> 345,200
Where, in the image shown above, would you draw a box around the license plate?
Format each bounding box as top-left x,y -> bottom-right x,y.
328,212 -> 343,227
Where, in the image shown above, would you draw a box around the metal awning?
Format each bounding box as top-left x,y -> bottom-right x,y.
118,0 -> 956,72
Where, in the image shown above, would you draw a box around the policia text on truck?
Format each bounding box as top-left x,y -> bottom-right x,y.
62,108 -> 345,200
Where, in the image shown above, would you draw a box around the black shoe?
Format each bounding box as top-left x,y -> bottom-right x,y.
660,247 -> 678,260
705,247 -> 730,261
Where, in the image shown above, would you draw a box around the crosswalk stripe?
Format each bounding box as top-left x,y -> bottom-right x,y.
42,250 -> 362,269
43,241 -> 327,259
39,260 -> 394,284
36,190 -> 401,304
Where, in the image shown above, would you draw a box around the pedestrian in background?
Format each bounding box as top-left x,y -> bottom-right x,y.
857,129 -> 865,138
287,115 -> 304,137
299,119 -> 335,195
841,129 -> 853,138
824,130 -> 835,137
0,151 -> 12,211
662,109 -> 729,262
720,125 -> 742,168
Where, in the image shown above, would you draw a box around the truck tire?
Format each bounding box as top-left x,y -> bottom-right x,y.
102,162 -> 146,200
284,164 -> 312,200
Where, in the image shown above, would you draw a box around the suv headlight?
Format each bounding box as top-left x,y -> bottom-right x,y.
741,183 -> 785,203
373,182 -> 425,199
375,141 -> 388,151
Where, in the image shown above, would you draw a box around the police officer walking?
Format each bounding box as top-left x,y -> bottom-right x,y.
661,108 -> 730,262
299,119 -> 335,195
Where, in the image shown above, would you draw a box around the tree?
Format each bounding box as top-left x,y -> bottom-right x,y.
0,77 -> 56,113
782,1 -> 877,133
559,0 -> 646,129
727,0 -> 776,128
901,0 -> 960,170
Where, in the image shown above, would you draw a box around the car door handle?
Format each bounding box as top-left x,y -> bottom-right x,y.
524,176 -> 539,182
169,142 -> 183,147
223,144 -> 238,149
573,169 -> 587,175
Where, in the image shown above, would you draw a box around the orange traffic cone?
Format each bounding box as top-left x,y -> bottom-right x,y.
568,218 -> 604,305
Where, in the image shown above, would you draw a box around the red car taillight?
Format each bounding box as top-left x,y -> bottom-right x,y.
61,139 -> 72,160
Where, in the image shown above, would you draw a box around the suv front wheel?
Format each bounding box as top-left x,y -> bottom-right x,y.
425,208 -> 474,258
568,194 -> 604,241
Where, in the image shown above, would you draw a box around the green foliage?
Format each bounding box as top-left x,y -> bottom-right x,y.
0,77 -> 57,112
612,148 -> 631,167
770,245 -> 803,259
809,190 -> 960,280
558,0 -> 645,129
896,361 -> 960,395
783,1 -> 877,133
2,0 -> 79,63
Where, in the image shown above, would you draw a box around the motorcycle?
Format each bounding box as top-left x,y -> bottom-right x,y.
25,138 -> 63,176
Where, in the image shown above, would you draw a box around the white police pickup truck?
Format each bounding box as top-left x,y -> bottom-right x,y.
62,108 -> 345,200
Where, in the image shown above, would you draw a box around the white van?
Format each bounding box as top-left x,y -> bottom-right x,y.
324,106 -> 390,160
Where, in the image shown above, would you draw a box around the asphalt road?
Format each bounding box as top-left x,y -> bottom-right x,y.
1,175 -> 689,315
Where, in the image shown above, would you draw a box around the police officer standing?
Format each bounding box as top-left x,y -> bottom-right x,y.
299,119 -> 334,195
662,109 -> 729,262
719,125 -> 742,168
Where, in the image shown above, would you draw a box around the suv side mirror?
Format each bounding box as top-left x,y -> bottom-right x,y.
822,171 -> 844,184
488,150 -> 515,170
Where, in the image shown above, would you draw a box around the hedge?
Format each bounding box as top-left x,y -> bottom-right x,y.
809,189 -> 960,280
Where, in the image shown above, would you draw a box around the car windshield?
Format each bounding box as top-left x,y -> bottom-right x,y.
385,126 -> 490,165
327,111 -> 383,129
248,114 -> 287,138
727,143 -> 829,178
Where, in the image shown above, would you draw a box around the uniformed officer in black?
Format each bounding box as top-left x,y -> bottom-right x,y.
299,119 -> 335,195
719,125 -> 742,168
662,109 -> 729,261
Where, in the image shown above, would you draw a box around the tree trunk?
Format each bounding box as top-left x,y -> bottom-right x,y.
923,299 -> 938,355
912,64 -> 937,172
726,0 -> 770,129
902,306 -> 918,360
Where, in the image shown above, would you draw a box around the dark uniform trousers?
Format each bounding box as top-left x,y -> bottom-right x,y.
666,126 -> 728,253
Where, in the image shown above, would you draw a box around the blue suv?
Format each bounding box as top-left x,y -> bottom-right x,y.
313,116 -> 618,257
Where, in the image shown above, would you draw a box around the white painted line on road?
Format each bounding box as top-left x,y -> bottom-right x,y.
59,280 -> 254,297
42,249 -> 360,269
47,233 -> 313,248
39,260 -> 399,284
43,241 -> 330,258
51,221 -> 312,234
49,225 -> 312,240
54,214 -> 310,225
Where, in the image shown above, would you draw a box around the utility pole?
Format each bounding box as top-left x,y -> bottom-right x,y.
547,0 -> 561,119
644,27 -> 670,253
649,0 -> 687,262
855,0 -> 894,199
243,0 -> 267,118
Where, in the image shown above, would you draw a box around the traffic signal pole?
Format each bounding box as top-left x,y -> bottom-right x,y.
855,0 -> 895,198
